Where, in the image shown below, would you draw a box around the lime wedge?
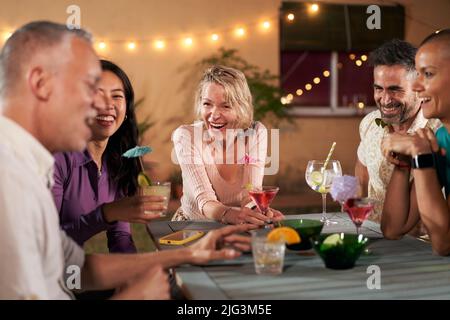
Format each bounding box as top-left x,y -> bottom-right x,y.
138,172 -> 152,187
310,171 -> 323,186
321,233 -> 343,251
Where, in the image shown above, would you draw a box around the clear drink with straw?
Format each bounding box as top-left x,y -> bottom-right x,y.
305,142 -> 342,225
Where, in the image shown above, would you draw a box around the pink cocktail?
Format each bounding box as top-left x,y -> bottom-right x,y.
248,186 -> 279,225
343,198 -> 375,234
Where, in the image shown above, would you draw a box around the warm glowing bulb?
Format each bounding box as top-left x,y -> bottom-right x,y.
310,4 -> 319,13
97,41 -> 107,50
235,28 -> 245,37
356,60 -> 362,66
281,97 -> 287,105
154,40 -> 165,50
184,37 -> 193,46
305,84 -> 312,91
323,70 -> 330,77
211,34 -> 219,41
287,93 -> 294,101
287,13 -> 295,21
313,77 -> 320,84
349,53 -> 356,60
296,89 -> 303,96
361,55 -> 368,61
127,42 -> 136,50
358,102 -> 365,109
3,31 -> 12,42
262,21 -> 271,30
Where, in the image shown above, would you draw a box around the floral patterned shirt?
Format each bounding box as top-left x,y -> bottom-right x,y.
357,109 -> 441,222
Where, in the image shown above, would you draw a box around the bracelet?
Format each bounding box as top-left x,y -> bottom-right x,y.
220,207 -> 233,224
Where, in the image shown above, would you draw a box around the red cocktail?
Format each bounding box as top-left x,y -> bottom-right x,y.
343,198 -> 375,234
248,186 -> 279,225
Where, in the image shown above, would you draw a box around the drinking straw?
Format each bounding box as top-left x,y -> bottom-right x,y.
322,142 -> 336,170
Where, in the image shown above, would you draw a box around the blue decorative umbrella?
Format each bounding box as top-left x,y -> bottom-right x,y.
122,146 -> 152,171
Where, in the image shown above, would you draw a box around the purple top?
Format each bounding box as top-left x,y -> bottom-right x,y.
52,150 -> 136,253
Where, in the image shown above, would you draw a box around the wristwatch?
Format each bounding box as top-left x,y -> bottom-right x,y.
411,153 -> 435,169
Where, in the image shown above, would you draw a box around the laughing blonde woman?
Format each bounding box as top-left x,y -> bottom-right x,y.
172,65 -> 284,226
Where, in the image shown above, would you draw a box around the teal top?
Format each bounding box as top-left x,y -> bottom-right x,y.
436,126 -> 450,196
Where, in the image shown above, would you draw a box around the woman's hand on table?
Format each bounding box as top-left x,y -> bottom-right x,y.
102,195 -> 167,224
186,225 -> 252,265
222,207 -> 270,227
266,208 -> 285,222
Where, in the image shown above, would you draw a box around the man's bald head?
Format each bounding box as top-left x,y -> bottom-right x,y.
0,21 -> 92,99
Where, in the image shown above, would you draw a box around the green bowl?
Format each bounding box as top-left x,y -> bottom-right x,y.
280,219 -> 324,250
313,233 -> 368,270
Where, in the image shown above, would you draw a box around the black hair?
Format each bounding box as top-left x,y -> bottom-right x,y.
101,60 -> 140,197
369,39 -> 417,71
420,28 -> 450,47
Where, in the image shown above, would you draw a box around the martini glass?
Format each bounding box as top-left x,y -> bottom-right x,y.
343,198 -> 375,234
248,186 -> 279,228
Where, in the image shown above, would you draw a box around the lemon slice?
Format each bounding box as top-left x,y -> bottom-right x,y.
310,171 -> 323,186
245,183 -> 253,191
267,227 -> 301,245
138,172 -> 152,187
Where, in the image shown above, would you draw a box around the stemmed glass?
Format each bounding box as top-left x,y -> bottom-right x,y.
305,160 -> 342,225
343,198 -> 376,234
248,186 -> 279,228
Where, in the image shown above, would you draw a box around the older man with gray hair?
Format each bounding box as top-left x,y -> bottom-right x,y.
0,21 -> 250,300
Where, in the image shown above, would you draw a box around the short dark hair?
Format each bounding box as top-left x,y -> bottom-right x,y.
100,60 -> 140,197
369,39 -> 417,72
420,28 -> 450,48
0,21 -> 92,97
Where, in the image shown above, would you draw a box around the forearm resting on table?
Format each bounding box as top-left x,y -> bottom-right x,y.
81,249 -> 193,291
414,169 -> 450,255
381,167 -> 418,238
202,201 -> 229,221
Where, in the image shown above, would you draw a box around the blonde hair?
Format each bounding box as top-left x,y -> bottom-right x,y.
195,65 -> 254,129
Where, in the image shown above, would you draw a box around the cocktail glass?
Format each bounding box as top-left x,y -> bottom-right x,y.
248,186 -> 279,227
343,197 -> 376,234
141,181 -> 171,216
305,160 -> 342,225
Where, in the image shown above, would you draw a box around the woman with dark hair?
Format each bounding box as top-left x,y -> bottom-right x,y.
52,60 -> 164,253
381,29 -> 450,255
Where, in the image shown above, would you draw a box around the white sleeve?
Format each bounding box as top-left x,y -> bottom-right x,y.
0,172 -> 49,300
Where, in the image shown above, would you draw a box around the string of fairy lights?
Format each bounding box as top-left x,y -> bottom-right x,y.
1,2 -> 439,107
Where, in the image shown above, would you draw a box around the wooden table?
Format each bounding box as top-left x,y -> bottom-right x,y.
146,213 -> 450,299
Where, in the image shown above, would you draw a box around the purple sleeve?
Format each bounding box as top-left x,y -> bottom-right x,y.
106,221 -> 137,253
53,153 -> 110,245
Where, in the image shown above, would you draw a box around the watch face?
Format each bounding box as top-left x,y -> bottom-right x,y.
412,153 -> 435,169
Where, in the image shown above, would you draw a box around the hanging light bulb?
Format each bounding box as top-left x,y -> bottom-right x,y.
97,41 -> 107,50
154,40 -> 166,50
287,13 -> 295,21
261,21 -> 271,30
127,42 -> 136,50
309,4 -> 320,14
211,34 -> 219,42
183,37 -> 193,47
235,27 -> 246,37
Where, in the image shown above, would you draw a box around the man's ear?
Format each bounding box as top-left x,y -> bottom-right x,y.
28,66 -> 53,101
